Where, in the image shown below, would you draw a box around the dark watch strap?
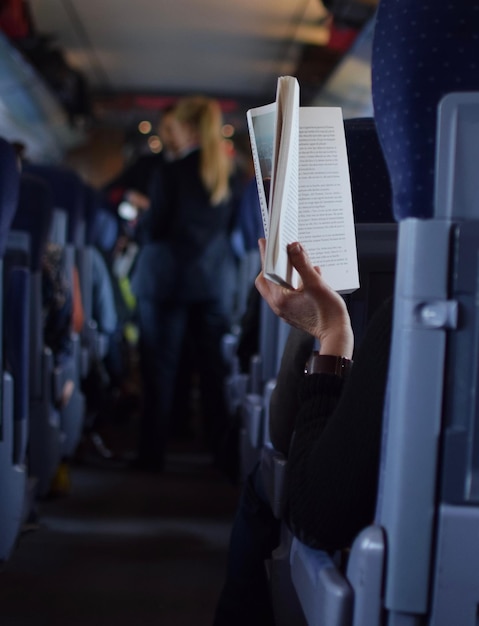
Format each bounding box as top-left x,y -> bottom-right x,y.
304,351 -> 353,378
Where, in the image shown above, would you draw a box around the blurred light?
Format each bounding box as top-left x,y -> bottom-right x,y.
222,124 -> 235,138
148,135 -> 163,153
224,139 -> 235,157
118,201 -> 138,221
138,120 -> 152,134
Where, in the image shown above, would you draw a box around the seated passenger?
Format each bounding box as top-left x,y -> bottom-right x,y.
42,241 -> 75,408
257,240 -> 391,547
213,240 -> 391,625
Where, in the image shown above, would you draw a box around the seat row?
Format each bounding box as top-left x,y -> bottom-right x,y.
0,144 -> 116,561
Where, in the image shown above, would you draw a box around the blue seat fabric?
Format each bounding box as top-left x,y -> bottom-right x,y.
372,0 -> 479,220
0,139 -> 19,256
12,173 -> 53,272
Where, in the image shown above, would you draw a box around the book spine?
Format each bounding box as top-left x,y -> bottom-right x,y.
246,110 -> 269,239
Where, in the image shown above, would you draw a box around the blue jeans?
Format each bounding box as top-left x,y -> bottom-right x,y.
213,463 -> 280,625
136,297 -> 229,468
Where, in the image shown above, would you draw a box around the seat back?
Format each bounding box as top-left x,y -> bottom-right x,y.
46,203 -> 86,458
343,117 -> 397,348
0,137 -> 26,561
23,164 -> 91,376
4,231 -> 30,467
367,2 -> 479,622
23,164 -> 85,316
0,138 -> 20,421
12,173 -> 54,399
346,222 -> 397,349
83,185 -> 119,358
12,172 -> 65,496
429,104 -> 479,626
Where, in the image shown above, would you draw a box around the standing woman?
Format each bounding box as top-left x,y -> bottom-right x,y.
131,95 -> 235,471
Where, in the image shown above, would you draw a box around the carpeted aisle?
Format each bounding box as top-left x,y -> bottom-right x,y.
0,446 -> 240,626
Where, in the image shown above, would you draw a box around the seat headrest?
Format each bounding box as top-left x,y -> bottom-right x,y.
0,138 -> 20,257
372,0 -> 479,220
13,173 -> 53,272
344,117 -> 393,223
84,185 -> 118,250
23,163 -> 85,246
92,209 -> 119,252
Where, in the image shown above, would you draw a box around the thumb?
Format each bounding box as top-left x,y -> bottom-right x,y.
287,243 -> 319,287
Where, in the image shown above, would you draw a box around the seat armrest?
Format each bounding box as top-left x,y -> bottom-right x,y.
290,537 -> 353,626
261,444 -> 288,519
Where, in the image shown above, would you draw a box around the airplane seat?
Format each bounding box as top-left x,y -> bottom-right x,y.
0,137 -> 25,560
23,163 -> 91,378
343,116 -> 397,348
223,287 -> 284,480
285,2 -> 479,625
234,246 -> 261,326
238,299 -> 291,482
3,261 -> 30,501
4,242 -> 30,469
11,172 -> 64,498
221,176 -> 262,376
47,207 -> 85,459
81,184 -> 102,358
83,185 -> 119,361
344,117 -> 394,225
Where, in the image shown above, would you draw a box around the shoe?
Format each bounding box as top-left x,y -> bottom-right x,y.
73,432 -> 122,465
90,432 -> 114,459
48,462 -> 71,497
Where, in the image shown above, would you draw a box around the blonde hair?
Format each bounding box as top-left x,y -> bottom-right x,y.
173,96 -> 231,205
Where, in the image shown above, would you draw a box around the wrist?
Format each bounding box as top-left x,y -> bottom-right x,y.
317,328 -> 354,360
304,352 -> 353,378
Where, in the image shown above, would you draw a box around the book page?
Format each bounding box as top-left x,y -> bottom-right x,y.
246,103 -> 276,239
266,76 -> 300,287
298,107 -> 359,294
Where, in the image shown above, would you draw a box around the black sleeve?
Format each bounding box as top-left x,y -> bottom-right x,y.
268,326 -> 315,455
131,161 -> 169,245
286,297 -> 393,551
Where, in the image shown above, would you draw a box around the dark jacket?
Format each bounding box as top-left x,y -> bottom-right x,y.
286,297 -> 393,551
130,149 -> 235,303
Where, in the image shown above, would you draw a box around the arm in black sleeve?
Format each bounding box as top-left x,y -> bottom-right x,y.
286,297 -> 393,551
269,325 -> 315,455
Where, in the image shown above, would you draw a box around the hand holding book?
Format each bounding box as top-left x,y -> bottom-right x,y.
247,76 -> 359,294
255,237 -> 354,358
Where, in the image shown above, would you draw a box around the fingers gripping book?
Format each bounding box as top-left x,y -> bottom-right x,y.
247,76 -> 359,293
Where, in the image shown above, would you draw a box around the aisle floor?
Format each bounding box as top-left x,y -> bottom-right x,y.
0,435 -> 240,626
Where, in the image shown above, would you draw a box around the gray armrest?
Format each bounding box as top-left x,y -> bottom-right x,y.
290,537 -> 353,626
261,444 -> 288,519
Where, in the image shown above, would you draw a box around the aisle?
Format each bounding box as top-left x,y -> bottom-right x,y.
0,446 -> 240,626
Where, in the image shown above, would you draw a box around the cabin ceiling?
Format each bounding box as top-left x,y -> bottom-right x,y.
30,0 -> 326,95
28,0 -> 376,132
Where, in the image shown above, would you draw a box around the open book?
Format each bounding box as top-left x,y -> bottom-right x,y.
247,76 -> 359,293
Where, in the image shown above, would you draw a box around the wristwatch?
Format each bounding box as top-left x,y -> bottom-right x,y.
304,351 -> 353,378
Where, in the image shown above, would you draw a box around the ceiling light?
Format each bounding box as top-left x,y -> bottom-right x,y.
138,120 -> 152,134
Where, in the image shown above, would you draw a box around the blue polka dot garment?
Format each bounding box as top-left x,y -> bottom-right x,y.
372,0 -> 479,220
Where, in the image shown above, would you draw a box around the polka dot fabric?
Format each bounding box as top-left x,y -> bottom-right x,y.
372,0 -> 479,220
344,117 -> 393,223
